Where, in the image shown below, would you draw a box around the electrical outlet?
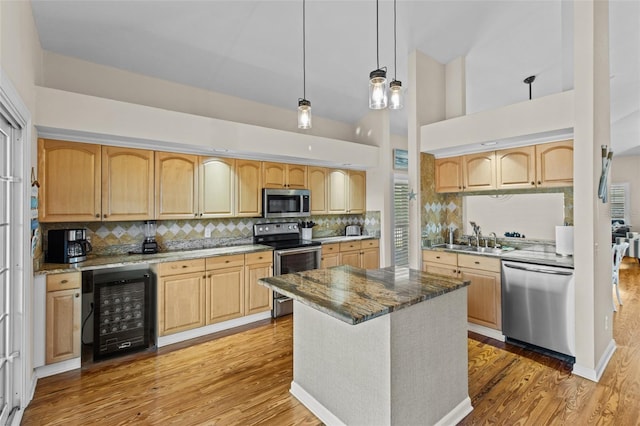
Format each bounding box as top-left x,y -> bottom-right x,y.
605,315 -> 609,330
204,228 -> 212,238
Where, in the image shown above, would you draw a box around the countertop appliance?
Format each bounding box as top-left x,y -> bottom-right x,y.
346,225 -> 361,236
254,222 -> 321,317
46,228 -> 92,263
502,260 -> 575,359
142,220 -> 158,254
262,188 -> 310,218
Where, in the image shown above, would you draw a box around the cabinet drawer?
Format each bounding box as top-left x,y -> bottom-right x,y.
46,272 -> 81,292
340,241 -> 361,252
422,250 -> 457,266
322,243 -> 340,254
457,254 -> 501,272
157,259 -> 206,276
361,239 -> 379,249
206,254 -> 245,270
245,251 -> 273,265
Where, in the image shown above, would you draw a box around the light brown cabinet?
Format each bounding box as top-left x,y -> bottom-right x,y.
45,272 -> 81,364
156,259 -> 207,336
101,146 -> 155,221
308,166 -> 328,214
205,254 -> 245,324
244,251 -> 273,315
328,169 -> 366,214
236,159 -> 263,217
262,162 -> 308,189
199,157 -> 235,218
422,250 -> 502,330
38,139 -> 102,222
435,152 -> 495,193
338,239 -> 380,269
155,152 -> 199,219
535,140 -> 573,187
321,243 -> 340,268
496,145 -> 536,189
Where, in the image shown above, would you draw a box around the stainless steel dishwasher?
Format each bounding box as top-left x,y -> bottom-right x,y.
501,260 -> 575,357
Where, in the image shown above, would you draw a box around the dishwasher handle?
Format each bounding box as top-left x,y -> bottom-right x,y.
503,263 -> 574,276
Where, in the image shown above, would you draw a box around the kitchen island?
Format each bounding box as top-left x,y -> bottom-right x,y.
259,265 -> 472,426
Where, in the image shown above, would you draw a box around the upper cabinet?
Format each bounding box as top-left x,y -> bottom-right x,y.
328,169 -> 366,214
38,139 -> 102,222
155,152 -> 199,219
101,146 -> 154,221
262,162 -> 308,189
435,152 -> 495,193
199,157 -> 235,218
308,166 -> 328,214
437,140 -> 573,193
236,159 -> 262,217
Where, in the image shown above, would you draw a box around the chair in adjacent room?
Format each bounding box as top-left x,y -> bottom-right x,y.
612,241 -> 629,312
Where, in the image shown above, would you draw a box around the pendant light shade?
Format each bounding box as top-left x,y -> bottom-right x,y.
389,0 -> 404,110
298,0 -> 311,129
369,68 -> 388,109
298,98 -> 312,129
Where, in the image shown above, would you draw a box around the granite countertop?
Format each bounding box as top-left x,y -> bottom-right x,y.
258,265 -> 469,325
424,245 -> 574,268
36,244 -> 273,275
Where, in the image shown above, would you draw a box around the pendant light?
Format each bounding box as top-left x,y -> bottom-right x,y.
369,0 -> 387,109
298,0 -> 311,129
388,0 -> 403,110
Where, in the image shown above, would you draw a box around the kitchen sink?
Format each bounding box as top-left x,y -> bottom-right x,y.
434,244 -> 503,256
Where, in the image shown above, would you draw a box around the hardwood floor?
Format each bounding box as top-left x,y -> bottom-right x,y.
23,259 -> 640,425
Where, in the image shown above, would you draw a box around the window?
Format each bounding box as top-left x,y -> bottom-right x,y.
393,179 -> 409,266
610,183 -> 630,224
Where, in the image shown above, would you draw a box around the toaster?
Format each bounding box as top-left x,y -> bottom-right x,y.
346,225 -> 361,236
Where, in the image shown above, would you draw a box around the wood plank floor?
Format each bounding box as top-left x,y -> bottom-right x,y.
23,259 -> 640,425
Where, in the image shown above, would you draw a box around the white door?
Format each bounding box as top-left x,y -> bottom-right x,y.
0,115 -> 21,423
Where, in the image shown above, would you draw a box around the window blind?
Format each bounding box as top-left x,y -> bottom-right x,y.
394,181 -> 409,266
609,183 -> 629,224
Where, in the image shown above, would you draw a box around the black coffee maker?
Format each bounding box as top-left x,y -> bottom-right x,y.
46,229 -> 92,263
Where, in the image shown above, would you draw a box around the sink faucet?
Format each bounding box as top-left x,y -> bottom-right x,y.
488,232 -> 498,248
469,221 -> 481,248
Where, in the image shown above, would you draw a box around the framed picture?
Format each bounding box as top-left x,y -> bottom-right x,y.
393,149 -> 408,170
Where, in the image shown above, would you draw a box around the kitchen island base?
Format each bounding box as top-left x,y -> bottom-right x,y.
290,289 -> 472,426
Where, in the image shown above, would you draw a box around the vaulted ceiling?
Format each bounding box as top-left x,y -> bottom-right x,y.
30,1 -> 639,154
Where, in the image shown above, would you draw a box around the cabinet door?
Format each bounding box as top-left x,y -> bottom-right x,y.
245,261 -> 273,315
536,140 -> 573,187
101,146 -> 154,221
463,152 -> 496,191
287,164 -> 308,189
340,251 -> 361,268
321,253 -> 340,268
308,167 -> 327,214
496,146 -> 536,189
206,266 -> 244,324
328,169 -> 348,214
361,247 -> 379,269
155,152 -> 199,219
435,157 -> 463,193
46,288 -> 81,364
424,262 -> 459,278
348,170 -> 366,213
459,268 -> 501,330
236,159 -> 262,217
157,272 -> 206,336
200,157 -> 235,218
262,162 -> 287,188
38,139 -> 102,222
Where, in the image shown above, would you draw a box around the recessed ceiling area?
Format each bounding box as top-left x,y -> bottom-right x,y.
30,1 -> 639,154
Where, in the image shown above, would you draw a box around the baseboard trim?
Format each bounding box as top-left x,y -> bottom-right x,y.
468,322 -> 505,342
157,311 -> 271,347
290,381 -> 346,426
434,396 -> 474,426
35,358 -> 81,379
572,338 -> 617,382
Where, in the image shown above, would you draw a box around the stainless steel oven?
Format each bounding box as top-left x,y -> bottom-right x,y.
253,222 -> 321,317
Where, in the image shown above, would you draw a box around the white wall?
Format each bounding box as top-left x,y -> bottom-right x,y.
611,156 -> 640,226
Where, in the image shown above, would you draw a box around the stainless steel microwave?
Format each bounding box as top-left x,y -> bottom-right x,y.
262,188 -> 310,218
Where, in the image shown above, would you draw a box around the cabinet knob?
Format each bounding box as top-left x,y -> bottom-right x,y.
474,261 -> 480,264
95,214 -> 100,218
103,214 -> 107,218
538,181 -> 541,185
182,265 -> 188,268
531,182 -> 535,185
194,213 -> 198,217
60,279 -> 68,284
75,293 -> 80,298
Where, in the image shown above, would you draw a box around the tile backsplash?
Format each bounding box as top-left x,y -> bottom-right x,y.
40,211 -> 381,257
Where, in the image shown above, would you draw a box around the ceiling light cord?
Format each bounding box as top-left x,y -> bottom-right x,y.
376,0 -> 380,70
393,0 -> 397,81
303,0 -> 306,100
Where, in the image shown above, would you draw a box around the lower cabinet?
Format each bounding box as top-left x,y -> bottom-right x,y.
422,250 -> 502,330
206,254 -> 245,325
244,251 -> 273,315
321,243 -> 340,268
338,239 -> 380,269
46,272 -> 81,364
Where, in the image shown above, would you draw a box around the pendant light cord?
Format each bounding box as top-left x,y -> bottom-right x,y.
393,0 -> 397,80
303,0 -> 306,100
376,0 -> 380,69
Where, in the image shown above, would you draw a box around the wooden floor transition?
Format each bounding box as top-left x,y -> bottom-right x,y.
23,259 -> 640,425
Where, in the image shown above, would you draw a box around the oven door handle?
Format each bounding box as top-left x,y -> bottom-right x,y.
274,246 -> 321,256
